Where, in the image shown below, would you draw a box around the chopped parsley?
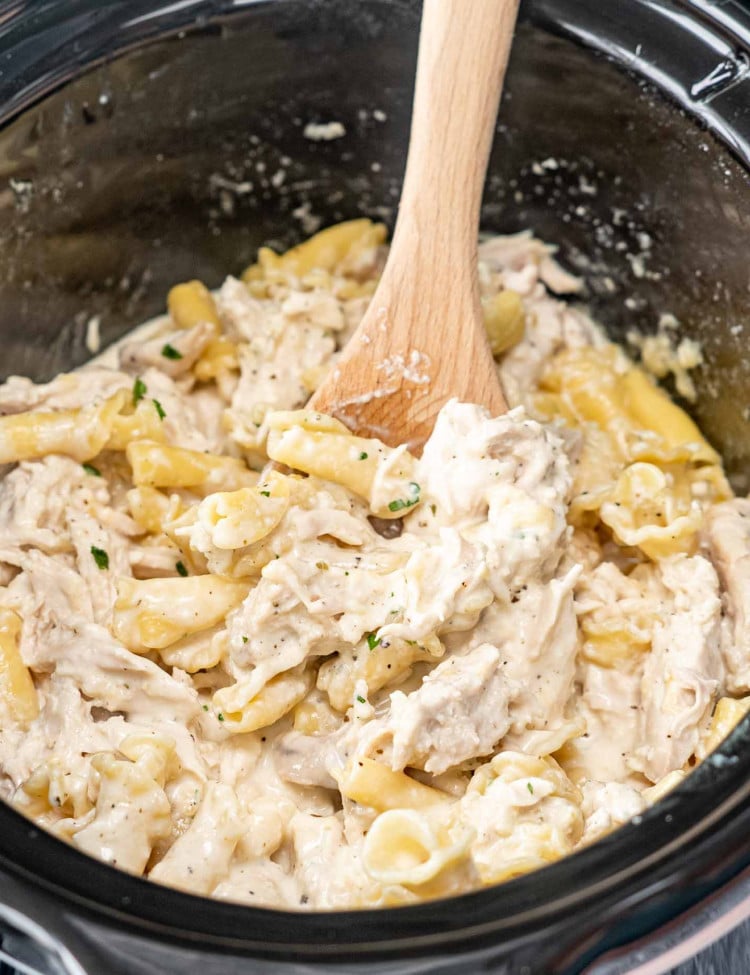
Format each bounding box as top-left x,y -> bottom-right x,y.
202,704 -> 209,712
387,481 -> 421,513
175,560 -> 188,577
259,490 -> 271,497
90,546 -> 109,571
366,632 -> 381,651
217,713 -> 225,722
356,695 -> 366,704
82,463 -> 101,477
242,635 -> 248,643
152,398 -> 166,420
527,782 -> 534,795
132,377 -> 147,405
358,451 -> 368,460
388,499 -> 409,513
161,343 -> 183,360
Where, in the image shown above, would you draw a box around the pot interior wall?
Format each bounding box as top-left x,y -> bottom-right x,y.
0,0 -> 748,479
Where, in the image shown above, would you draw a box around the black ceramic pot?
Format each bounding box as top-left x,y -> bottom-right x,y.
1,2 -> 750,973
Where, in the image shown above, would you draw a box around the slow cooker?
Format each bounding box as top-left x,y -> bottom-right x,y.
1,1 -> 750,972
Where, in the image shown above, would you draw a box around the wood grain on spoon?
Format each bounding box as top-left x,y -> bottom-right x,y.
309,0 -> 519,451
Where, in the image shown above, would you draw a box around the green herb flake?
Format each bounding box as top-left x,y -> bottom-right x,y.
161,343 -> 183,360
430,503 -> 437,516
132,377 -> 147,405
175,560 -> 188,577
82,463 -> 101,477
259,490 -> 271,497
217,713 -> 225,722
356,695 -> 366,704
387,482 -> 421,513
152,398 -> 166,420
90,546 -> 109,571
242,635 -> 248,644
366,632 -> 381,651
527,782 -> 534,795
202,704 -> 209,712
358,451 -> 368,460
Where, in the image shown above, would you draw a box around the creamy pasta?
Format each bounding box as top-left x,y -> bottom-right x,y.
0,219 -> 746,909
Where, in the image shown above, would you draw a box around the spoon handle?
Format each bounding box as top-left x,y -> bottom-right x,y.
388,0 -> 519,289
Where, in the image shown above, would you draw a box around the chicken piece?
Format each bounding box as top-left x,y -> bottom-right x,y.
226,572 -> 351,682
416,402 -> 571,604
212,860 -> 301,908
559,662 -> 643,786
634,554 -> 723,782
2,549 -> 201,728
289,811 -> 402,909
150,782 -> 246,894
704,497 -> 750,692
215,276 -> 267,342
281,290 -> 345,331
387,643 -> 511,775
118,321 -> 217,379
0,456 -> 135,627
375,530 -> 493,646
133,368 -> 225,453
2,548 -> 97,646
128,541 -> 184,579
273,729 -> 341,790
1,676 -> 122,795
50,622 -> 201,726
71,742 -> 173,874
580,780 -> 645,845
478,230 -> 583,297
0,369 -> 130,415
505,571 -> 579,735
0,455 -> 112,553
219,278 -> 341,456
463,568 -> 580,741
4,619 -> 204,819
67,509 -> 131,627
418,402 -> 570,531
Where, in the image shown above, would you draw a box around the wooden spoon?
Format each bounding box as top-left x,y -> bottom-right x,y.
309,0 -> 519,450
